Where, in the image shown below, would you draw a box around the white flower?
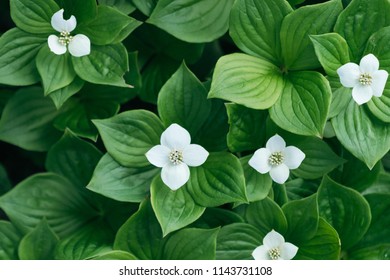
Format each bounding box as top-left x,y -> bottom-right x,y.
48,9 -> 91,57
252,230 -> 298,260
248,134 -> 305,184
337,53 -> 388,105
146,124 -> 209,190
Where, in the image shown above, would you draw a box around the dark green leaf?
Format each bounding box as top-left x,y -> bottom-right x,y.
192,208 -> 244,229
132,0 -> 157,16
0,163 -> 12,196
48,77 -> 85,109
89,250 -> 137,260
55,0 -> 97,24
0,221 -> 22,260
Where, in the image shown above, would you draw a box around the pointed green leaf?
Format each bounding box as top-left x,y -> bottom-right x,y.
93,110 -> 164,168
209,53 -> 285,110
48,77 -> 85,109
132,0 -> 157,16
99,0 -> 136,14
0,221 -> 22,260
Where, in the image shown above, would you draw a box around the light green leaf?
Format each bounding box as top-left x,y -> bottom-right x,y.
157,62 -> 211,136
147,0 -> 234,43
270,71 -> 331,137
332,99 -> 390,169
209,53 -> 285,110
72,44 -> 129,87
18,219 -> 59,260
93,110 -> 164,168
36,45 -> 76,95
89,250 -> 137,260
0,221 -> 22,260
114,200 -> 164,260
132,0 -> 157,16
78,6 -> 141,45
318,176 -> 371,250
163,227 -> 219,260
226,104 -> 267,153
0,87 -> 62,152
310,33 -> 351,76
87,153 -> 158,203
334,0 -> 390,60
10,0 -> 59,34
48,77 -> 85,109
229,0 -> 292,64
186,153 -> 247,207
151,176 -> 205,236
328,86 -> 351,118
280,0 -> 342,70
0,28 -> 46,86
216,223 -> 262,260
45,130 -> 103,188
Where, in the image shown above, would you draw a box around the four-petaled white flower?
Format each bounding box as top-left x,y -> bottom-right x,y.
48,9 -> 91,57
337,53 -> 388,105
248,134 -> 305,184
252,230 -> 298,260
146,124 -> 209,190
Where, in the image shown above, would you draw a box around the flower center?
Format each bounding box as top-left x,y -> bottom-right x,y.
359,73 -> 372,85
58,31 -> 73,46
268,151 -> 284,166
169,150 -> 183,165
268,248 -> 281,260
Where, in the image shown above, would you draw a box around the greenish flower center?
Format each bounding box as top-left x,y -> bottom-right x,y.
58,31 -> 73,46
359,73 -> 372,85
169,150 -> 183,165
268,151 -> 284,166
268,248 -> 281,260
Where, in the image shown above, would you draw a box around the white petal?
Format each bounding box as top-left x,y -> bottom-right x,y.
249,148 -> 272,174
252,245 -> 270,260
182,144 -> 209,167
337,63 -> 360,88
280,242 -> 298,260
359,53 -> 379,74
161,124 -> 191,150
371,70 -> 388,97
51,9 -> 77,32
266,134 -> 286,153
283,146 -> 305,169
263,230 -> 285,249
161,163 -> 190,190
352,84 -> 373,105
145,145 -> 170,168
68,34 -> 91,57
47,35 -> 67,55
269,164 -> 290,184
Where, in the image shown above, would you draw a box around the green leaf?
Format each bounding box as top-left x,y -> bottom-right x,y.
349,244 -> 390,260
332,99 -> 390,169
18,219 -> 59,260
229,0 -> 292,64
147,0 -> 234,43
328,86 -> 351,118
132,0 -> 157,16
87,153 -> 159,203
45,130 -> 103,188
334,0 -> 390,60
285,178 -> 318,201
55,0 -> 97,24
151,176 -> 205,236
10,0 -> 59,34
114,200 -> 164,260
99,0 -> 136,14
0,28 -> 46,86
192,208 -> 244,229
282,194 -> 319,244
72,44 -> 129,87
36,46 -> 76,95
295,218 -> 340,260
54,96 -> 119,141
209,53 -> 285,110
55,222 -> 113,260
226,104 -> 267,153
240,155 -> 273,202
0,221 -> 22,260
48,77 -> 85,109
317,176 -> 371,250
157,62 -> 211,136
163,227 -> 219,260
0,163 -> 12,196
93,110 -> 164,168
78,6 -> 141,45
280,0 -> 342,70
362,172 -> 390,196
269,71 -> 331,137
89,250 -> 137,260
0,87 -> 62,152
310,33 -> 351,76
244,197 -> 288,236
216,223 -> 262,260
0,173 -> 97,238
186,152 -> 247,207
